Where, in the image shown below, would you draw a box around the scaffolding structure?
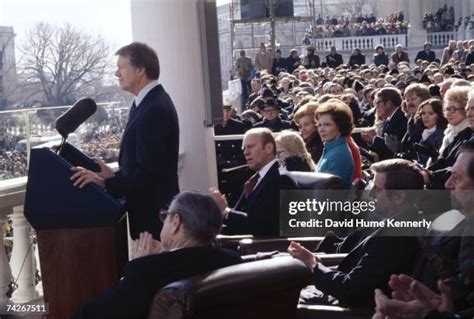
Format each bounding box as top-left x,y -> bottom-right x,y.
228,0 -> 318,61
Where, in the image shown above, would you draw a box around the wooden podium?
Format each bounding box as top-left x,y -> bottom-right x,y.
24,144 -> 128,319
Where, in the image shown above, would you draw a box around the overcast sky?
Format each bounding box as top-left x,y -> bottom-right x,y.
0,0 -> 231,61
0,0 -> 133,55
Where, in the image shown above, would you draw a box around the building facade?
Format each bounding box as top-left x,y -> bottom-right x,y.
0,26 -> 16,110
217,0 -> 474,86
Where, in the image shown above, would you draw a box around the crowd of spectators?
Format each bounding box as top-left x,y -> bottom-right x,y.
422,5 -> 456,32
218,36 -> 474,318
228,39 -> 474,180
215,34 -> 474,318
0,122 -> 124,181
304,12 -> 407,40
80,132 -> 121,163
0,132 -> 27,180
1,32 -> 474,318
0,150 -> 27,180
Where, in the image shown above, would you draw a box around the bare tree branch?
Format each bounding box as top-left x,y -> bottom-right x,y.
334,0 -> 373,17
19,22 -> 111,106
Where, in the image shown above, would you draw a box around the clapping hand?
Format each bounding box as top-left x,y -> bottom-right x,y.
413,142 -> 439,160
373,275 -> 455,319
361,129 -> 377,144
131,232 -> 163,260
287,241 -> 318,271
209,187 -> 228,214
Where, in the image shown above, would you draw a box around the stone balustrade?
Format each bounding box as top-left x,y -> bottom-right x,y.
313,34 -> 408,52
0,177 -> 39,306
427,31 -> 456,48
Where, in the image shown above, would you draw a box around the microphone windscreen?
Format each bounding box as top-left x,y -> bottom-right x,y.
56,98 -> 97,138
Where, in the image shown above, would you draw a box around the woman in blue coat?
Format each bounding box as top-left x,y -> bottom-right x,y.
314,99 -> 355,189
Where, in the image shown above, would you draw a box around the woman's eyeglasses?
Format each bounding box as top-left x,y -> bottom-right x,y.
443,106 -> 464,114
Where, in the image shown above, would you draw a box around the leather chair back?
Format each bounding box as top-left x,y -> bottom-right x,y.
283,171 -> 344,190
148,256 -> 311,319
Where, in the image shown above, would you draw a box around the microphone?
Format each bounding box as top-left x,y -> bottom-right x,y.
56,98 -> 97,138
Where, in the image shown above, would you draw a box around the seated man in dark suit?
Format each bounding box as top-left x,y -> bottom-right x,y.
71,190 -> 242,319
288,159 -> 423,308
211,128 -> 297,236
361,87 -> 407,161
391,44 -> 410,65
214,102 -> 247,136
253,99 -> 292,132
374,141 -> 474,319
415,42 -> 436,63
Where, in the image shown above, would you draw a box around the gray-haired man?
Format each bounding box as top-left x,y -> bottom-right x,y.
72,190 -> 242,319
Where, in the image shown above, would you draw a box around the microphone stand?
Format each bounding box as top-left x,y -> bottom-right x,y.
55,136 -> 68,155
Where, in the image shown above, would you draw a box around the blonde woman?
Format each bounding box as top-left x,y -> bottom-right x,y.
275,130 -> 315,173
293,101 -> 323,163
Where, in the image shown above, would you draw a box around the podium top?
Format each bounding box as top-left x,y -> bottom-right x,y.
24,145 -> 126,230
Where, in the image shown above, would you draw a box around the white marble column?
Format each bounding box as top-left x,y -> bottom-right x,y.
462,0 -> 471,40
437,0 -> 444,12
468,0 -> 474,39
130,0 -> 217,190
462,0 -> 471,19
408,0 -> 427,62
427,0 -> 436,15
409,0 -> 423,29
0,212 -> 12,304
9,206 -> 38,303
454,0 -> 462,25
421,0 -> 429,17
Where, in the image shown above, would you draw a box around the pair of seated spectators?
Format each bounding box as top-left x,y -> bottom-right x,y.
289,143 -> 474,316
372,141 -> 474,318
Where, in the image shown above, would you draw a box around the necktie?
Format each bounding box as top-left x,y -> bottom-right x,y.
125,101 -> 138,129
243,173 -> 260,198
129,101 -> 137,118
382,119 -> 390,133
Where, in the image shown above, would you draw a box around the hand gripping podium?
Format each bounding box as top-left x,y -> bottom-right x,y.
24,143 -> 128,319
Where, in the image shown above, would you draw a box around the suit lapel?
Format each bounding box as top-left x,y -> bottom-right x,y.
118,85 -> 162,163
247,162 -> 279,204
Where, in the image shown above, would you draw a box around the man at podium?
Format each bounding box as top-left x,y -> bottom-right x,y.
71,42 -> 180,239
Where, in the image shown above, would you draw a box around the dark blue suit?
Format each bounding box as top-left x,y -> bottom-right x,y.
225,162 -> 297,236
71,247 -> 242,319
105,84 -> 179,239
370,108 -> 407,160
253,117 -> 292,132
310,211 -> 420,308
416,128 -> 445,166
428,127 -> 473,189
415,50 -> 436,63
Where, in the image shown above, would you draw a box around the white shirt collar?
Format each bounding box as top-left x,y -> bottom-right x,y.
255,159 -> 278,188
421,126 -> 437,141
134,80 -> 159,107
386,107 -> 400,122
